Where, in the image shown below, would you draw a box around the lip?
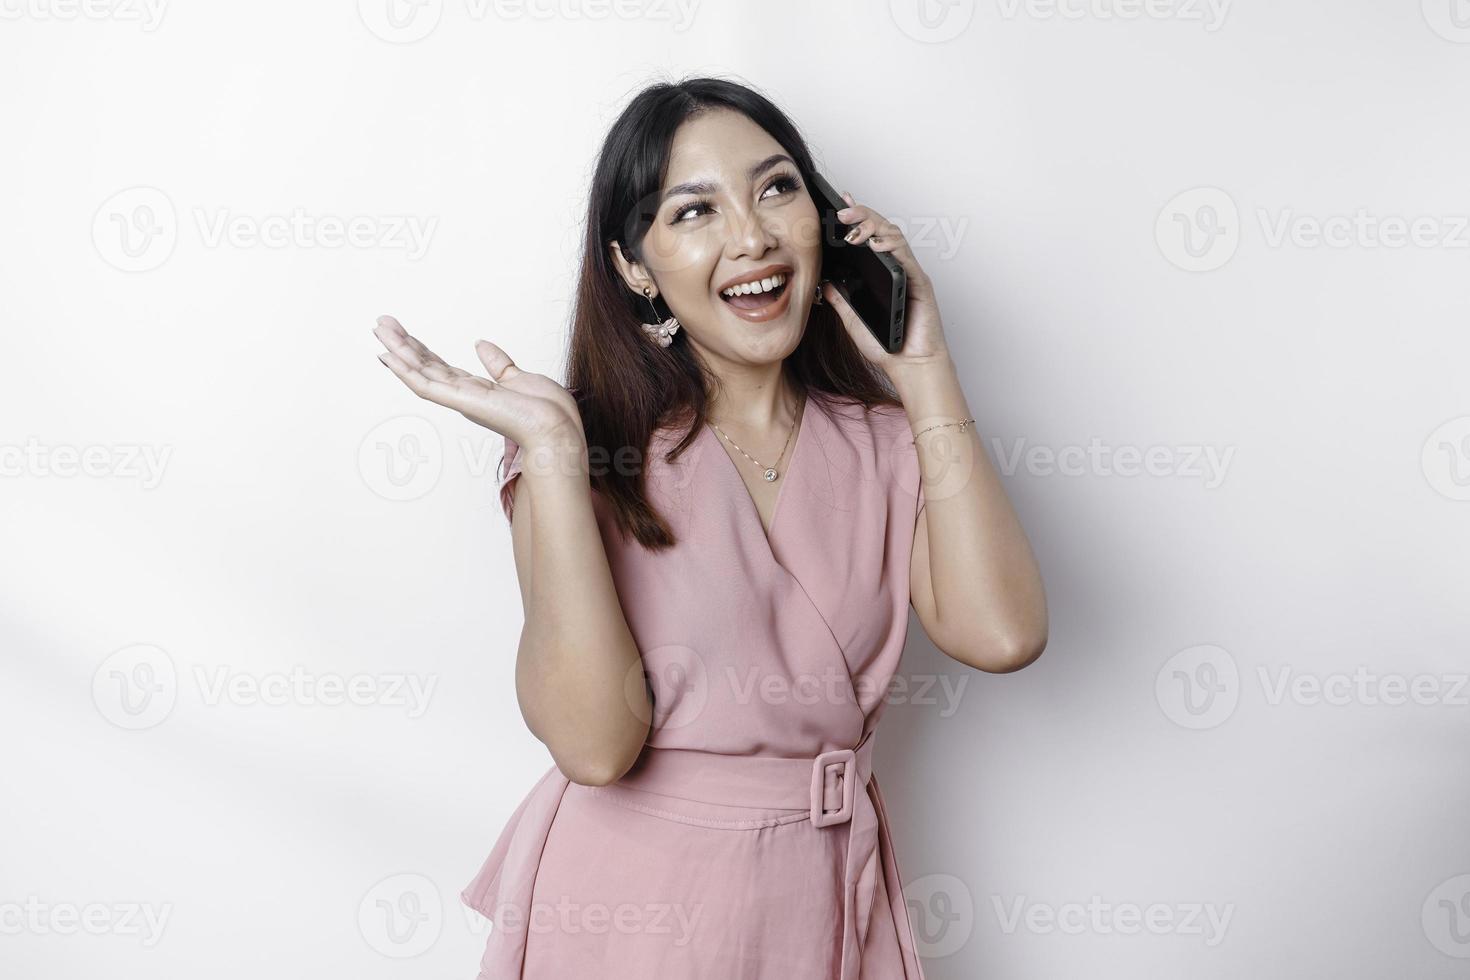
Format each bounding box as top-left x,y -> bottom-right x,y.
715,263 -> 796,324
721,277 -> 794,323
715,263 -> 793,296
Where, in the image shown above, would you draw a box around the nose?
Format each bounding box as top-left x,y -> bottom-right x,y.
724,201 -> 778,259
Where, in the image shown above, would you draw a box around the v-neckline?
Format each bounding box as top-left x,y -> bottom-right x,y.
701,392 -> 812,553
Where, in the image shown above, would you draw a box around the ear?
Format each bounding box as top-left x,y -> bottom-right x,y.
608,239 -> 653,297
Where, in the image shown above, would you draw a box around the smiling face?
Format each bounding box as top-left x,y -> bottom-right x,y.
611,108 -> 821,368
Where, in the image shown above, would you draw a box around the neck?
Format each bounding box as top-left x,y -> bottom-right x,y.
707,370 -> 801,435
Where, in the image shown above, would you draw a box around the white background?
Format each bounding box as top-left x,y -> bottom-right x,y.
3,0 -> 1469,977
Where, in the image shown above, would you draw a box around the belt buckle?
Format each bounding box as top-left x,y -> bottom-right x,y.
810,748 -> 857,827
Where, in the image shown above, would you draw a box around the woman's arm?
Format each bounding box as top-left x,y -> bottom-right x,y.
372,315 -> 650,785
816,190 -> 1049,675
896,356 -> 1049,673
505,431 -> 652,785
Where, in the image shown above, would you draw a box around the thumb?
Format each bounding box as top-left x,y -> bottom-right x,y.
474,339 -> 522,384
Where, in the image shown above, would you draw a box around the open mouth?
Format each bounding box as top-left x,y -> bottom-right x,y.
719,273 -> 789,311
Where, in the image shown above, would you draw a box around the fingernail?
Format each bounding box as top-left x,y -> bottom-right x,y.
844,228 -> 861,243
836,207 -> 854,219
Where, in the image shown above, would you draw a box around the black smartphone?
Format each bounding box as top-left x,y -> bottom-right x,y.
808,170 -> 907,353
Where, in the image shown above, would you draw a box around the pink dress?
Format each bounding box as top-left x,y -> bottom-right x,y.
464,392 -> 929,979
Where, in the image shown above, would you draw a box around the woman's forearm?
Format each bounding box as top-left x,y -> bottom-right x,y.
894,357 -> 1049,672
510,433 -> 651,785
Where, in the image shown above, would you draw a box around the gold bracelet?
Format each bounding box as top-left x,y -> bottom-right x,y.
912,418 -> 976,444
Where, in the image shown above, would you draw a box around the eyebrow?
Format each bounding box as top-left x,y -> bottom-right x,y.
660,153 -> 797,205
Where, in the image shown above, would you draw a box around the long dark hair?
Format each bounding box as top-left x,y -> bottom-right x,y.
538,73 -> 901,550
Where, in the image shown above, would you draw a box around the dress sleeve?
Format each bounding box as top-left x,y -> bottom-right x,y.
498,434 -> 525,525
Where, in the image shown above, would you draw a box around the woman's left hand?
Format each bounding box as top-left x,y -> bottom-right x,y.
821,191 -> 952,378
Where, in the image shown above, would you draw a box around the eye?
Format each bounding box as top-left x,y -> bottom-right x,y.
761,173 -> 802,200
668,174 -> 802,225
671,198 -> 714,224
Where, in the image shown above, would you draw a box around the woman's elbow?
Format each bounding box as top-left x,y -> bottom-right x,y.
949,630 -> 1048,674
550,728 -> 648,787
989,633 -> 1047,673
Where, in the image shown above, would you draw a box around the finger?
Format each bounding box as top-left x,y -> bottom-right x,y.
377,348 -> 444,400
837,203 -> 889,247
842,211 -> 926,285
374,315 -> 421,358
374,315 -> 423,354
856,214 -> 899,247
836,203 -> 871,229
864,220 -> 930,287
474,339 -> 523,385
398,332 -> 466,381
374,319 -> 456,382
379,349 -> 488,415
842,216 -> 876,244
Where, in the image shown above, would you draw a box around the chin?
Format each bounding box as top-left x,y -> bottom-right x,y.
741,325 -> 805,361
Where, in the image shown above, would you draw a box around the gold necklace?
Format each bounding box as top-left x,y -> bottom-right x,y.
708,392 -> 805,482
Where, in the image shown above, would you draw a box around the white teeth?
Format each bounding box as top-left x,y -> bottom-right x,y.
721,272 -> 786,298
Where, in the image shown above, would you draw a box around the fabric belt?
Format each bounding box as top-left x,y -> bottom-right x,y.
615,730 -> 881,980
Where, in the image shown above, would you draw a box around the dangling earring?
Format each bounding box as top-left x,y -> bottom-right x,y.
640,286 -> 680,347
813,283 -> 825,306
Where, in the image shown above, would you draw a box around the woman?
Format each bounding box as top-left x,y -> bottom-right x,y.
373,76 -> 1047,980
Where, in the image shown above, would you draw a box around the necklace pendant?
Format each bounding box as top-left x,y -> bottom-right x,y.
763,467 -> 778,482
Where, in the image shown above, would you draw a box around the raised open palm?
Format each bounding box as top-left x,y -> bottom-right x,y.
372,315 -> 582,448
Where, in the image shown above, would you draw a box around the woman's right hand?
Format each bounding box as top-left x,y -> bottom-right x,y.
373,314 -> 583,450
